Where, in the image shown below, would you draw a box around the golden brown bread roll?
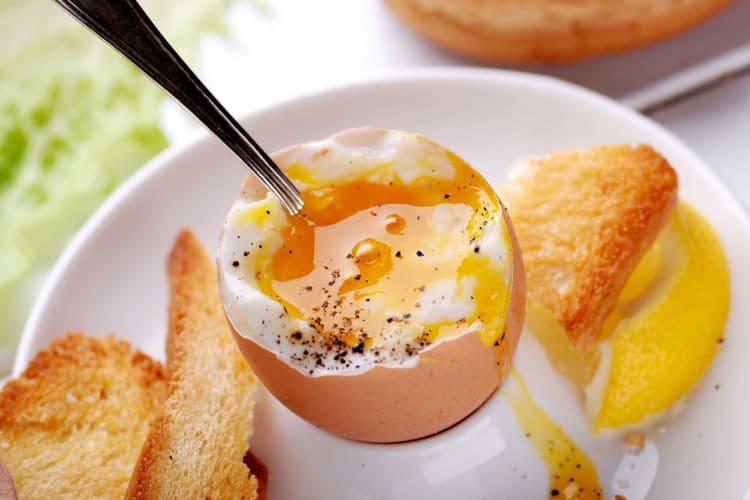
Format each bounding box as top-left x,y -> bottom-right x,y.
384,0 -> 733,62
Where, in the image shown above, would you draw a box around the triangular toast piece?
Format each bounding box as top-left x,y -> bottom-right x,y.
502,145 -> 677,348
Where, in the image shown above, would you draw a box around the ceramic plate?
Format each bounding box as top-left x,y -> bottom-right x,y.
16,68 -> 750,499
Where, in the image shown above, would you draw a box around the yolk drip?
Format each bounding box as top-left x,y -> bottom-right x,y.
339,238 -> 393,295
252,154 -> 509,350
385,213 -> 406,234
506,371 -> 602,499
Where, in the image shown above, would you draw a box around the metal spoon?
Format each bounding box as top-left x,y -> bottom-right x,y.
52,0 -> 303,215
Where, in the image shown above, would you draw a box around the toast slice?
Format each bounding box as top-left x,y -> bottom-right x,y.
501,145 -> 678,348
126,230 -> 260,499
0,332 -> 166,498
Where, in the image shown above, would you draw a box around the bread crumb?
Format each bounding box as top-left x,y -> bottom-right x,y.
625,433 -> 645,453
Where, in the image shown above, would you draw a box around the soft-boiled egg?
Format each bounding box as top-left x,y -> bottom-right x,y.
218,128 -> 525,443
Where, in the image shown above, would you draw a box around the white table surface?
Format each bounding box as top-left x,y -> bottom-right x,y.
163,0 -> 750,211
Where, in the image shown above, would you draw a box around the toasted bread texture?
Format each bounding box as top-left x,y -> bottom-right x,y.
126,230 -> 259,499
0,332 -> 166,499
501,145 -> 678,348
384,0 -> 733,62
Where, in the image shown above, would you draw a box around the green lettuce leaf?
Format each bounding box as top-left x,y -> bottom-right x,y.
0,0 -> 239,349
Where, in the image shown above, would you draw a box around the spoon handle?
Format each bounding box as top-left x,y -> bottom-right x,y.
52,0 -> 303,214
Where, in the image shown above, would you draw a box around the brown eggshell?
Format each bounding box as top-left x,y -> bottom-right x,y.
223,128 -> 526,443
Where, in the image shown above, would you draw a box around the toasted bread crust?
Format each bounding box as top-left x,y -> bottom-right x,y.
384,0 -> 733,62
501,145 -> 677,348
126,230 -> 259,499
0,333 -> 166,498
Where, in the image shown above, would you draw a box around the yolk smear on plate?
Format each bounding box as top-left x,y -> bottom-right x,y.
524,201 -> 730,433
506,371 -> 602,499
251,153 -> 510,351
590,202 -> 729,431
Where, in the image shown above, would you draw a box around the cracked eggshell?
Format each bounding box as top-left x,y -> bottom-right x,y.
221,128 -> 526,443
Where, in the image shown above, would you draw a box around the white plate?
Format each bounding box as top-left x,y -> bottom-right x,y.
16,68 -> 750,499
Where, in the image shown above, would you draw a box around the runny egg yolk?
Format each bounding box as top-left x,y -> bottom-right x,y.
506,371 -> 602,499
253,155 -> 508,352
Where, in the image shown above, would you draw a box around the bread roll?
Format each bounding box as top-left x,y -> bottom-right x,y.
384,0 -> 733,62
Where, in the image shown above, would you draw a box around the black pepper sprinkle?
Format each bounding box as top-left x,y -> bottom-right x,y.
265,210 -> 270,214
416,250 -> 424,257
474,246 -> 480,253
550,489 -> 559,497
290,332 -> 302,341
444,194 -> 450,199
395,251 -> 402,258
232,261 -> 239,267
243,251 -> 249,256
